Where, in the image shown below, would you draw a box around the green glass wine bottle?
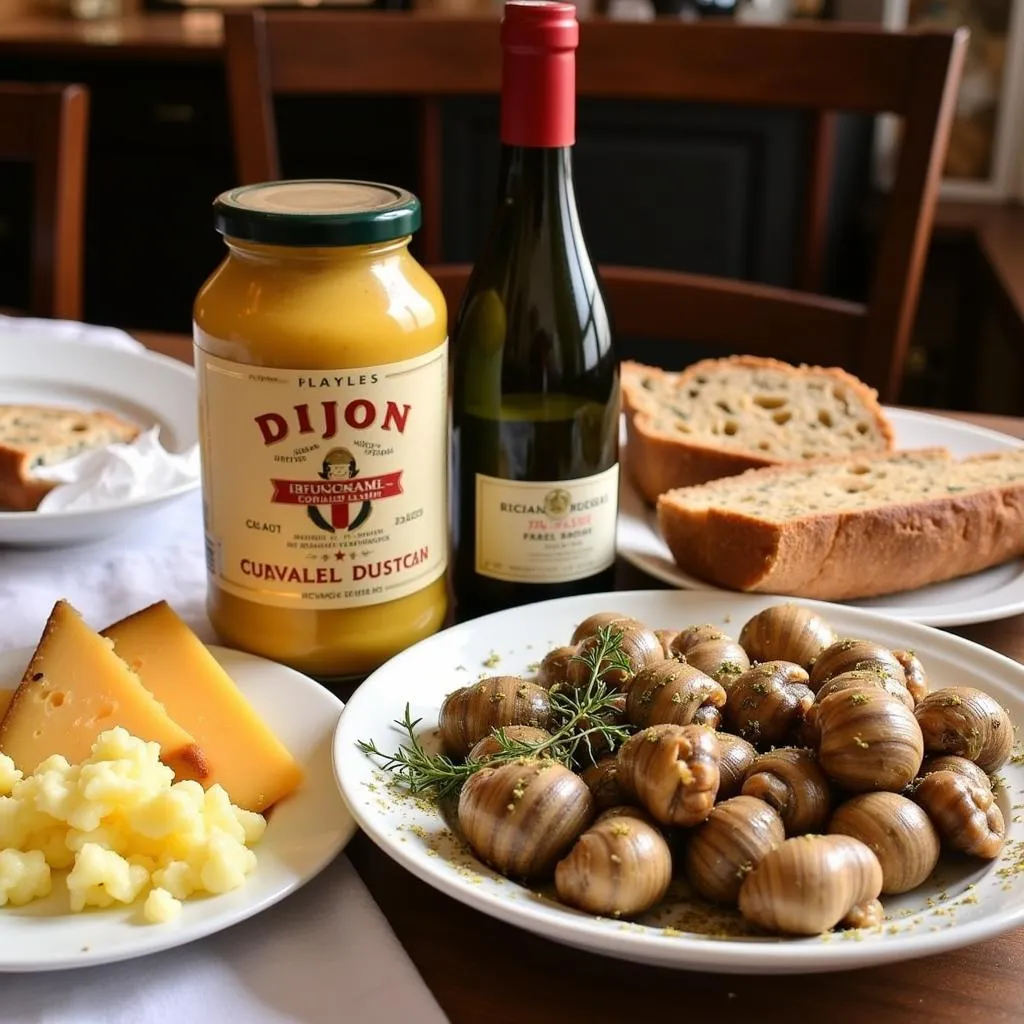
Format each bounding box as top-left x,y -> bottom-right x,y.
450,0 -> 620,618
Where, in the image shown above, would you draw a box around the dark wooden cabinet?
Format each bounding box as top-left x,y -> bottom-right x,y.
0,57 -> 236,331
440,96 -> 875,368
442,97 -> 812,286
0,51 -> 873,342
0,57 -> 419,332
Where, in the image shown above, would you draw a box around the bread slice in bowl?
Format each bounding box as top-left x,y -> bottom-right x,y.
0,404 -> 141,512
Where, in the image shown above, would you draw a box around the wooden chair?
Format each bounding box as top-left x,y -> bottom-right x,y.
0,83 -> 89,322
223,12 -> 967,402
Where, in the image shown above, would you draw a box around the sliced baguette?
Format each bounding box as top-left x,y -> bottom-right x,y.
0,404 -> 140,512
622,356 -> 895,504
656,447 -> 1024,601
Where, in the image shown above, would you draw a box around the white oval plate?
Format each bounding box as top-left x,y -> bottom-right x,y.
617,407 -> 1024,627
0,644 -> 355,972
334,589 -> 1024,975
0,335 -> 199,548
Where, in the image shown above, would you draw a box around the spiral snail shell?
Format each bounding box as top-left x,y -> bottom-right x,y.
914,687 -> 1014,773
617,724 -> 720,827
555,806 -> 672,917
738,834 -> 884,936
738,604 -> 836,672
684,795 -> 784,905
458,759 -> 594,879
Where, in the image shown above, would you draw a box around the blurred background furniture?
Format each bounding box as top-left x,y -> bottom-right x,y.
224,12 -> 966,402
0,81 -> 88,321
0,11 -> 1019,411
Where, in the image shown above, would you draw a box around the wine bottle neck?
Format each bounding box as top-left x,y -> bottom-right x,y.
496,145 -> 577,213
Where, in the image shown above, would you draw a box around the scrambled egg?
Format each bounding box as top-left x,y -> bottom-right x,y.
0,727 -> 266,923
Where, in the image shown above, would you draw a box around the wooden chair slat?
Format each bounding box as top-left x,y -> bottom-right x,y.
222,12 -> 968,402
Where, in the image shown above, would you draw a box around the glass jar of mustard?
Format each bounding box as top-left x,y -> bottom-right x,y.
193,179 -> 449,680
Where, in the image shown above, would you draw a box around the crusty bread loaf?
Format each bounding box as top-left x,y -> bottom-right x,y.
0,404 -> 140,512
656,447 -> 1024,601
622,356 -> 895,504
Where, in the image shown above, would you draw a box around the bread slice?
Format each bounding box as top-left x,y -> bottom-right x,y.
622,356 -> 895,504
0,404 -> 140,512
656,447 -> 1024,601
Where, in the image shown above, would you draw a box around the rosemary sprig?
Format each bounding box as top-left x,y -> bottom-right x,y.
356,624 -> 637,798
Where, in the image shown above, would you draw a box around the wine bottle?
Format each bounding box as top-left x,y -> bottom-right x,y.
450,0 -> 620,618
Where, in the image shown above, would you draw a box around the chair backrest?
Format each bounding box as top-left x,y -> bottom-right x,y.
223,12 -> 967,402
0,83 -> 89,322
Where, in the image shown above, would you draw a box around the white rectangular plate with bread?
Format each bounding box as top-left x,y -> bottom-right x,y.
0,335 -> 200,547
617,358 -> 1024,627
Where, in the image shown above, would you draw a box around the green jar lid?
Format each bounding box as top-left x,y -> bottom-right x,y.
212,179 -> 421,247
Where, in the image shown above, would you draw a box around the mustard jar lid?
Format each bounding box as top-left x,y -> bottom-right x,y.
212,179 -> 421,247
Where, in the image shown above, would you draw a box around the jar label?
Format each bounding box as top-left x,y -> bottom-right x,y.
473,466 -> 619,583
197,342 -> 448,610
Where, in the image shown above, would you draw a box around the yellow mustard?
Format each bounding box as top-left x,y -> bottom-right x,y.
193,180 -> 448,679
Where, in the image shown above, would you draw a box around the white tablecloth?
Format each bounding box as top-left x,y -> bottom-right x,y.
0,318 -> 450,1024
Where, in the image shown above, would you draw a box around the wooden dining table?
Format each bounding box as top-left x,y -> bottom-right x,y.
136,328 -> 1024,1024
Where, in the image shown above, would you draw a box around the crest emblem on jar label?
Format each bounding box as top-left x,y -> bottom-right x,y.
269,444 -> 404,533
197,341 -> 448,610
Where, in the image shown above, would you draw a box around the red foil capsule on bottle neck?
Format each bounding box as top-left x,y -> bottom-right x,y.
499,0 -> 579,149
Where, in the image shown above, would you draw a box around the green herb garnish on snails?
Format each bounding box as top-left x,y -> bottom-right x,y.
357,625 -> 637,798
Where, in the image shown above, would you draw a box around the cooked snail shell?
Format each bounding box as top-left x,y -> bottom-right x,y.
617,724 -> 720,827
574,692 -> 628,765
535,646 -> 578,690
468,725 -> 552,762
724,661 -> 814,748
457,759 -> 594,878
580,757 -> 627,811
814,667 -> 914,710
741,747 -> 831,835
691,704 -> 723,728
570,612 -> 641,646
669,625 -> 750,687
684,795 -> 784,905
567,622 -> 664,690
828,792 -> 940,894
738,604 -> 836,672
439,676 -> 552,757
738,834 -> 884,936
716,732 -> 758,800
911,769 -> 1005,859
914,687 -> 1014,773
809,639 -> 907,695
554,806 -> 672,917
920,754 -> 991,791
892,649 -> 928,704
625,661 -> 727,731
810,686 -> 923,792
654,629 -> 679,659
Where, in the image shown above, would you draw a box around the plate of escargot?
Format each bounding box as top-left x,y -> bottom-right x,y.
334,591 -> 1024,973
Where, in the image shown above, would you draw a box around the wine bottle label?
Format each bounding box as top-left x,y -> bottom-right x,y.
196,341 -> 448,610
474,466 -> 619,583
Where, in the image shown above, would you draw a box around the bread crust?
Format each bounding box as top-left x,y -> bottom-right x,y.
622,356 -> 895,505
656,450 -> 1024,601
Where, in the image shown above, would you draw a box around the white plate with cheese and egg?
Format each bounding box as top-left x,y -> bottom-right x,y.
335,589 -> 1024,974
616,407 -> 1024,627
0,599 -> 355,972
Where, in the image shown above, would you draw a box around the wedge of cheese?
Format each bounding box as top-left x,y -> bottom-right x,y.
102,601 -> 304,812
0,600 -> 207,780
